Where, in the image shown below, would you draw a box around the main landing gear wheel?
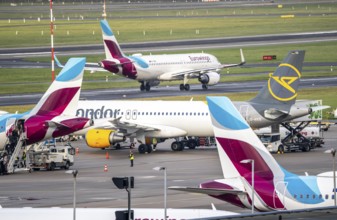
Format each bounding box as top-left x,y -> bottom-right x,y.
146,144 -> 153,153
140,84 -> 145,91
138,144 -> 153,154
202,84 -> 208,90
171,141 -> 184,151
138,144 -> 148,154
179,84 -> 185,91
179,84 -> 190,91
145,83 -> 151,91
187,140 -> 197,149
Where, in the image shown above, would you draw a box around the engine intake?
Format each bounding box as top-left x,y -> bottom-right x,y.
198,72 -> 220,85
85,129 -> 126,148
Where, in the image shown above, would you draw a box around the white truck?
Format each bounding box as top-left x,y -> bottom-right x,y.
28,142 -> 75,171
257,133 -> 285,154
256,126 -> 324,153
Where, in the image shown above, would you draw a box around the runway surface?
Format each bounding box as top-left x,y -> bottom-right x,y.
0,76 -> 336,106
1,31 -> 337,58
1,126 -> 337,219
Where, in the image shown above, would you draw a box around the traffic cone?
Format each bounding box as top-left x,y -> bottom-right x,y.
105,151 -> 109,159
104,164 -> 108,172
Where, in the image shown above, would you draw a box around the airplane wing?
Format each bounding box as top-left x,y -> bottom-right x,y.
92,117 -> 187,138
55,54 -> 108,73
158,49 -> 245,81
169,186 -> 247,196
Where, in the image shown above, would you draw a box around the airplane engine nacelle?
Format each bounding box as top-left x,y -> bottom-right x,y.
198,72 -> 220,85
85,129 -> 126,148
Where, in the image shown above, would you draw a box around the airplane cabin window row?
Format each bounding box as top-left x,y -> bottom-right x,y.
124,111 -> 209,116
149,61 -> 209,66
293,194 -> 335,200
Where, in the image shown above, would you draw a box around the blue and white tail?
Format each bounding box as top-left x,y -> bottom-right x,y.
100,19 -> 125,60
207,96 -> 286,210
29,58 -> 86,117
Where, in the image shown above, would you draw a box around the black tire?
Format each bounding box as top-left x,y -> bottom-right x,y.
277,145 -> 284,154
115,144 -> 121,150
178,142 -> 184,151
138,144 -> 147,154
49,162 -> 56,171
145,84 -> 151,91
32,168 -> 40,171
64,161 -> 70,170
179,84 -> 185,91
171,141 -> 181,151
302,144 -> 310,152
188,140 -> 197,149
147,144 -> 153,153
184,84 -> 190,91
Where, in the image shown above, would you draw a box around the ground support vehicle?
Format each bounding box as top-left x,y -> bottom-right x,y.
281,122 -> 324,151
257,121 -> 324,153
27,142 -> 75,171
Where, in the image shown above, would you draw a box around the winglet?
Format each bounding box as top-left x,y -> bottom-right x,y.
54,54 -> 64,68
239,48 -> 245,66
221,49 -> 245,68
211,203 -> 217,211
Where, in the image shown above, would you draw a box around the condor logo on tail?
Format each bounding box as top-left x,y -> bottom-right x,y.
268,63 -> 301,102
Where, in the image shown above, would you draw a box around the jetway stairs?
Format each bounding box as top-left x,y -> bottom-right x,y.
6,133 -> 27,173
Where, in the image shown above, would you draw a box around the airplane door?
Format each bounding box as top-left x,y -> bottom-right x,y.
239,105 -> 249,120
132,110 -> 137,120
5,118 -> 16,131
273,181 -> 288,210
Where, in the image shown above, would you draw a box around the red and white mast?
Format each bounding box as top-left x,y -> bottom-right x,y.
102,0 -> 107,20
50,0 -> 55,81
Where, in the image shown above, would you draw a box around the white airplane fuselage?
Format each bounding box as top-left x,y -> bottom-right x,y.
76,100 -> 311,139
128,53 -> 221,81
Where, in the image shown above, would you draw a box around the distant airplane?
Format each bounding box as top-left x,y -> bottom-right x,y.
0,58 -> 93,151
76,50 -> 327,153
87,19 -> 245,91
171,96 -> 337,211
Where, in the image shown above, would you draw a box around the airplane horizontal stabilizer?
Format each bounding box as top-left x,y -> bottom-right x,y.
311,105 -> 330,112
169,186 -> 246,196
45,121 -> 70,129
264,108 -> 288,119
